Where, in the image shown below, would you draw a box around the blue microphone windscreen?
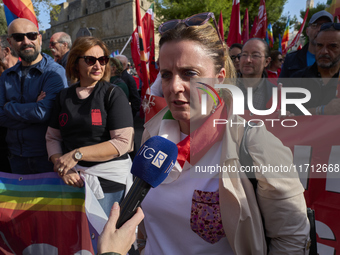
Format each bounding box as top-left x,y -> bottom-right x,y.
132,136 -> 178,188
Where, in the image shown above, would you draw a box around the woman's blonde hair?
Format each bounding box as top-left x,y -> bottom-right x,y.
66,36 -> 110,84
159,22 -> 236,104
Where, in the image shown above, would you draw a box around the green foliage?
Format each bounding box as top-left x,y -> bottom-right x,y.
298,3 -> 328,43
0,5 -> 7,35
153,0 -> 288,40
42,48 -> 53,57
271,14 -> 298,50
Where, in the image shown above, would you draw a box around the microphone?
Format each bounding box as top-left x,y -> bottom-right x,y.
116,136 -> 178,228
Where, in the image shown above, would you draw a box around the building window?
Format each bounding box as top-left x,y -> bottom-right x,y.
85,8 -> 88,14
141,0 -> 143,7
105,1 -> 110,8
67,15 -> 70,20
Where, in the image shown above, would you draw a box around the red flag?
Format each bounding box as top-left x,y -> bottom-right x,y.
287,9 -> 309,52
218,11 -> 225,42
254,0 -> 267,39
131,0 -> 150,103
131,4 -> 156,85
142,4 -> 157,84
226,0 -> 241,46
250,16 -> 258,38
241,8 -> 249,44
297,44 -> 302,50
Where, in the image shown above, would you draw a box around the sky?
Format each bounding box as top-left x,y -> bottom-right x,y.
38,0 -> 329,31
282,0 -> 327,21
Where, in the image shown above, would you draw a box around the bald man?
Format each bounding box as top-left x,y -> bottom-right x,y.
0,18 -> 68,174
49,32 -> 72,68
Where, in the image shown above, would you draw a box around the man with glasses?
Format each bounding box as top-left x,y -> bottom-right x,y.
229,43 -> 242,76
280,10 -> 333,78
49,32 -> 72,68
0,18 -> 68,174
237,38 -> 276,111
0,35 -> 19,70
285,23 -> 340,115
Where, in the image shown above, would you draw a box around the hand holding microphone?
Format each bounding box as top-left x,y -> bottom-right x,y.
116,136 -> 178,229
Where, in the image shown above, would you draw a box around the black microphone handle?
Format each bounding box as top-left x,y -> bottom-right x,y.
116,177 -> 151,229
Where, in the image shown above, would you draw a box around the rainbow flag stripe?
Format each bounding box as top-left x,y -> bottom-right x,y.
0,173 -> 85,212
0,172 -> 93,254
267,23 -> 274,48
3,0 -> 39,29
282,16 -> 290,44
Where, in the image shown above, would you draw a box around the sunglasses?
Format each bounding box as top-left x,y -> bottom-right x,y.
230,54 -> 241,61
320,22 -> 340,31
49,41 -> 62,47
10,32 -> 39,42
158,12 -> 223,45
79,56 -> 109,66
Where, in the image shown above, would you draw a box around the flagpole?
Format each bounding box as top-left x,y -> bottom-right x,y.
120,36 -> 132,55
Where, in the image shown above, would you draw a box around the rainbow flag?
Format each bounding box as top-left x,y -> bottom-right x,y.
267,23 -> 274,48
3,0 -> 39,29
281,16 -> 290,55
0,172 -> 97,254
109,50 -> 120,58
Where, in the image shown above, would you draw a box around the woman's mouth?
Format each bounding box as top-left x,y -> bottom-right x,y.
174,100 -> 188,105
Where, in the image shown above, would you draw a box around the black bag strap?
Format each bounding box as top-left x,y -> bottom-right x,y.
59,88 -> 68,107
104,85 -> 116,111
308,208 -> 317,255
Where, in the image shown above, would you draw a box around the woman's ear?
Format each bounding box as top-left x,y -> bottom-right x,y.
217,68 -> 226,84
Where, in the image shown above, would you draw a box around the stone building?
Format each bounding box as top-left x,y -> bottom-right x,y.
42,0 -> 158,61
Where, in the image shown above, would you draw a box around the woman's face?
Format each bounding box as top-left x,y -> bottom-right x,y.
110,64 -> 117,76
274,54 -> 283,69
229,47 -> 242,72
159,40 -> 225,133
78,45 -> 106,86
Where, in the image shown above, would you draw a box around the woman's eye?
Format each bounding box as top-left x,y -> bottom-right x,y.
184,70 -> 198,77
161,72 -> 171,79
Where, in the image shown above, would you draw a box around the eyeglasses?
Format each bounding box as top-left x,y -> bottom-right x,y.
240,53 -> 264,60
10,32 -> 39,42
158,12 -> 223,45
79,56 -> 109,66
49,41 -> 62,47
320,22 -> 340,31
309,23 -> 324,29
230,54 -> 241,61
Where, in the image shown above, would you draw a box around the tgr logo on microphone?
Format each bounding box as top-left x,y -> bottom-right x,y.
138,145 -> 168,168
152,151 -> 168,168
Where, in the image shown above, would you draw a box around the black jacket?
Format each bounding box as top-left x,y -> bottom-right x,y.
279,44 -> 309,78
120,69 -> 141,117
284,63 -> 338,115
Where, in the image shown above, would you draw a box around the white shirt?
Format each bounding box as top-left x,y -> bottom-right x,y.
142,140 -> 234,255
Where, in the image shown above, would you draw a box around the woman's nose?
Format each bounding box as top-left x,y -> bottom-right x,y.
169,76 -> 186,93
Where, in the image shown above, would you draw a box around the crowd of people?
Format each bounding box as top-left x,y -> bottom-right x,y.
0,8 -> 339,255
